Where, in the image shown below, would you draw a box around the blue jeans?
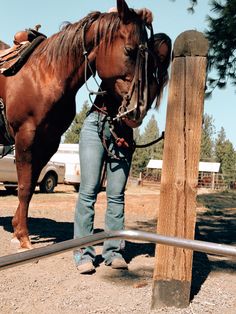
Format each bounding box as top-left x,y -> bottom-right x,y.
73,112 -> 133,265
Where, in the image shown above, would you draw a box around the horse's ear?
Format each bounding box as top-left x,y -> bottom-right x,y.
116,0 -> 132,23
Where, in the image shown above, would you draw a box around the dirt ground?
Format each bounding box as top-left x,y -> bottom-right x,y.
0,183 -> 235,314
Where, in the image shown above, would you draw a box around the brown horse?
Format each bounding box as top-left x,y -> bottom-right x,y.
0,0 -> 154,250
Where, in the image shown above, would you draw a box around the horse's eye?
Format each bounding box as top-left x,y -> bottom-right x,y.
124,46 -> 137,59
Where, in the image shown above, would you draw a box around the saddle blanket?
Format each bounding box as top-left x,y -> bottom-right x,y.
0,36 -> 45,76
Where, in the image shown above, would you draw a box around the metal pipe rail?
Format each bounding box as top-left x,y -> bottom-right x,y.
1,230 -> 236,270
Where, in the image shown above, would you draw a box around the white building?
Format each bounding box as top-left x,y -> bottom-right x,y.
146,159 -> 223,189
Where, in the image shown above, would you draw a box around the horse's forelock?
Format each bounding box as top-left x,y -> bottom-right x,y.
94,11 -> 142,47
94,13 -> 120,46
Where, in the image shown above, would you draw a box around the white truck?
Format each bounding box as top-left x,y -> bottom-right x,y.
50,143 -> 106,192
49,143 -> 106,192
0,145 -> 65,193
50,143 -> 81,191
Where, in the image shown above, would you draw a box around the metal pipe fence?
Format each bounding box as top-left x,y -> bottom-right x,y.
0,229 -> 235,270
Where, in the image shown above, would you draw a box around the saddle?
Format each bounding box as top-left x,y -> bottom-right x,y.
0,25 -> 47,76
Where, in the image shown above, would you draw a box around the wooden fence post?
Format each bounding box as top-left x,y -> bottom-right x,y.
151,30 -> 209,308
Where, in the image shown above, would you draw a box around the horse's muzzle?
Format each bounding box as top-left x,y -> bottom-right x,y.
115,100 -> 146,128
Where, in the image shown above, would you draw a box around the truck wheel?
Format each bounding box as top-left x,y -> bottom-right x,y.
39,173 -> 57,193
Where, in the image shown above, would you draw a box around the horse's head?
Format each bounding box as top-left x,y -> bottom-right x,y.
93,0 -> 154,127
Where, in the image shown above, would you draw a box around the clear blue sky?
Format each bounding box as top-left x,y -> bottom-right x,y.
1,1 -> 235,148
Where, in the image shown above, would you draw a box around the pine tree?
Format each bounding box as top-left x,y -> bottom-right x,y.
142,114 -> 162,160
200,113 -> 215,161
178,0 -> 236,94
63,101 -> 90,143
215,127 -> 227,162
172,0 -> 198,13
131,128 -> 143,176
131,115 -> 163,176
206,0 -> 236,95
215,127 -> 236,185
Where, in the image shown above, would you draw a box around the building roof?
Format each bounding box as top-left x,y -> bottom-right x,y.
146,159 -> 220,173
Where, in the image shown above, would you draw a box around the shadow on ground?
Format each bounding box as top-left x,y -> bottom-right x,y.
0,191 -> 235,297
0,190 -> 18,197
0,189 -> 74,197
0,216 -> 74,244
125,191 -> 236,299
197,191 -> 236,245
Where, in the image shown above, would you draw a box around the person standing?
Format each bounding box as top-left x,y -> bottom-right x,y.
74,32 -> 172,274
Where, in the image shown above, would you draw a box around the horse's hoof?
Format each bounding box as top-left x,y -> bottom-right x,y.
10,237 -> 21,252
10,237 -> 33,252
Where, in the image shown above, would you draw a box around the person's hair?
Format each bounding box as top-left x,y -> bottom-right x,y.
152,33 -> 172,107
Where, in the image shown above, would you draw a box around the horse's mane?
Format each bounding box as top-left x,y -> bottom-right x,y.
33,10 -> 140,69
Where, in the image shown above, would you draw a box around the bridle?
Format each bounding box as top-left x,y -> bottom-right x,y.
81,18 -> 163,158
115,23 -> 152,121
82,19 -> 153,122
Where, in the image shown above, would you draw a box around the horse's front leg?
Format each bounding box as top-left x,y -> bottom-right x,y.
12,162 -> 39,250
11,133 -> 41,250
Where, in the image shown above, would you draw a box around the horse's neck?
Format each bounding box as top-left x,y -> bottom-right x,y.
28,24 -> 98,94
67,28 -> 98,93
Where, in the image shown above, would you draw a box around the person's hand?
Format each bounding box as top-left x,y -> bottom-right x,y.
108,7 -> 153,25
136,8 -> 153,25
108,7 -> 117,13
